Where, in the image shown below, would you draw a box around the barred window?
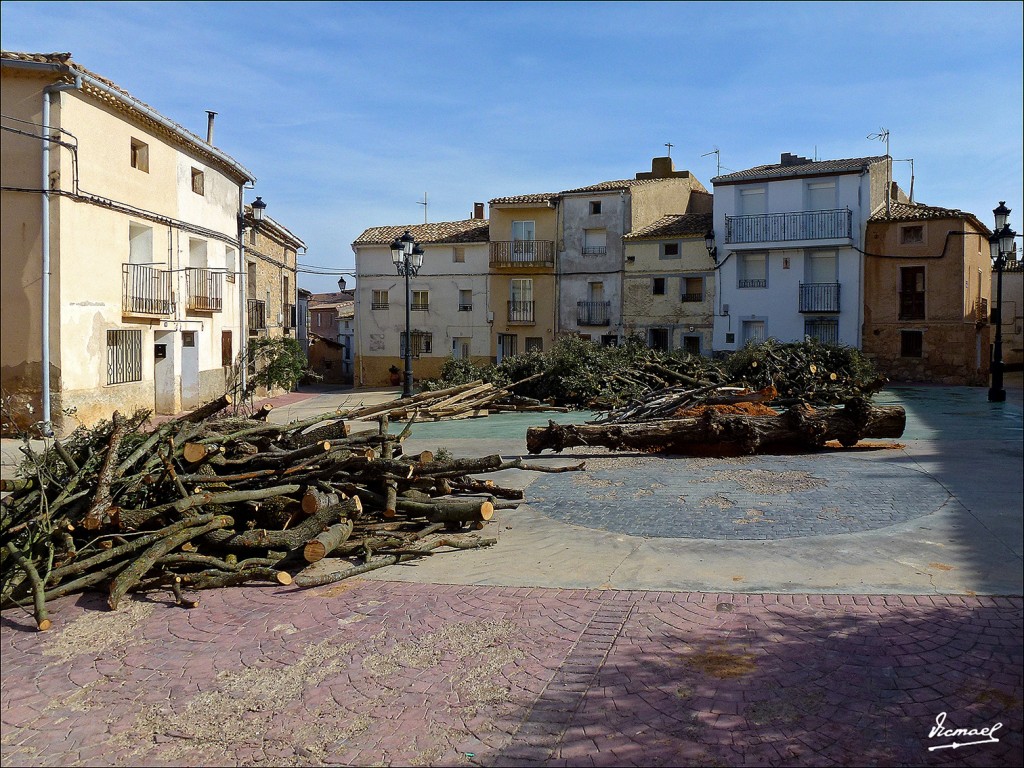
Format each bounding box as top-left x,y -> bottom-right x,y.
401,331 -> 432,357
107,329 -> 143,385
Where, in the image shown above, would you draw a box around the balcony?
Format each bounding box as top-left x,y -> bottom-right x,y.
185,267 -> 222,312
577,300 -> 611,326
974,297 -> 989,326
725,208 -> 852,244
122,264 -> 172,315
507,300 -> 535,324
490,240 -> 554,267
248,299 -> 267,332
799,282 -> 841,313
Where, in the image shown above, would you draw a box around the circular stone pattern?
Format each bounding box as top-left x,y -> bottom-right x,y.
527,453 -> 950,540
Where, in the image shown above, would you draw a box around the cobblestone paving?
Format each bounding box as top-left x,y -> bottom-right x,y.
528,453 -> 951,539
2,583 -> 1020,767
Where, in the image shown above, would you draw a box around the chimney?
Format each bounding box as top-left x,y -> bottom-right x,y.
473,202 -> 485,220
206,111 -> 217,144
780,152 -> 812,166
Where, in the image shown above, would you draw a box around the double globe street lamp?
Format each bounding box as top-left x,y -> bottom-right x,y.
389,230 -> 425,398
988,202 -> 1018,403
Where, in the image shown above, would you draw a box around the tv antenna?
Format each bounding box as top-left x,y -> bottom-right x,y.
416,193 -> 428,224
867,129 -> 892,215
701,147 -> 721,176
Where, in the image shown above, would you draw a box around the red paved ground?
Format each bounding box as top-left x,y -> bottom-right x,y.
1,582 -> 1020,766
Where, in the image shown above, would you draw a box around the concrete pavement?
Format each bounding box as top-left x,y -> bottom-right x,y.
1,379 -> 1021,766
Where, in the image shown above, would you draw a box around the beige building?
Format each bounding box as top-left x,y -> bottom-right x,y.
486,194 -> 559,359
308,288 -> 355,383
352,217 -> 491,385
863,201 -> 992,385
1,52 -> 256,434
995,259 -> 1023,368
244,209 -> 303,350
623,212 -> 716,354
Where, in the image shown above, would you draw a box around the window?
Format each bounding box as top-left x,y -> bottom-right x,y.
653,277 -> 666,295
600,334 -> 618,347
130,138 -> 149,172
458,289 -> 472,311
899,267 -> 926,320
248,227 -> 257,246
225,247 -> 236,283
683,336 -> 701,355
453,246 -> 465,263
498,333 -> 518,359
739,252 -> 767,288
681,277 -> 703,302
900,225 -> 924,245
106,329 -> 142,384
590,201 -> 602,215
511,220 -> 535,241
901,330 -> 923,357
525,337 -> 544,354
128,222 -> 153,265
509,279 -> 534,322
804,318 -> 839,345
807,181 -> 836,210
411,290 -> 429,311
401,331 -> 432,356
372,289 -> 389,310
649,328 -> 669,351
742,320 -> 766,345
221,330 -> 233,367
583,229 -> 607,255
806,250 -> 837,282
739,187 -> 766,215
661,242 -> 680,259
191,167 -> 205,196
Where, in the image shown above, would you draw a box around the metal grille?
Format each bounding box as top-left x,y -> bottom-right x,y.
804,318 -> 839,345
725,208 -> 852,244
122,264 -> 172,315
185,268 -> 223,311
507,300 -> 535,323
106,329 -> 142,385
577,300 -> 611,325
799,282 -> 841,313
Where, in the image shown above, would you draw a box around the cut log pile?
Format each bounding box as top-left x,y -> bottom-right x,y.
0,397 -> 583,631
344,376 -> 566,422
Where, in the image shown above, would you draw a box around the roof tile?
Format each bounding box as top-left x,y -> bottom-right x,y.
352,220 -> 489,246
625,213 -> 713,240
712,155 -> 888,184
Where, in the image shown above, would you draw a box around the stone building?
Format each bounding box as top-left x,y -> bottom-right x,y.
863,201 -> 992,385
622,212 -> 716,354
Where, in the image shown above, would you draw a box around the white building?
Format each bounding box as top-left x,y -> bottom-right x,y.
352,218 -> 490,386
710,152 -> 890,352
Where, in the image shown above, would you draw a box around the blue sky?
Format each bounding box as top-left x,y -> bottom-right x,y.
3,1 -> 1022,293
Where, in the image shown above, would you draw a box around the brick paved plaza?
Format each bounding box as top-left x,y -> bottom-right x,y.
2,384 -> 1022,767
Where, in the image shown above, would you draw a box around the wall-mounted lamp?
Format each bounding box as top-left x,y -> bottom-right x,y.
704,229 -> 718,262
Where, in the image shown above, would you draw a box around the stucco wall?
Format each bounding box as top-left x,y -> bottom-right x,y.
1,65 -> 245,434
354,241 -> 491,386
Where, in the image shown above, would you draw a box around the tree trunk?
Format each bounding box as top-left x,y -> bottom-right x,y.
526,401 -> 906,455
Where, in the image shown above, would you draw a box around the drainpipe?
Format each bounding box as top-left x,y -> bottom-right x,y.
39,73 -> 82,436
238,190 -> 247,394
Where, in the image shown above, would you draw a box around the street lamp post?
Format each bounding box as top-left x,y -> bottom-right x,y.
238,196 -> 267,395
988,202 -> 1017,403
389,230 -> 425,398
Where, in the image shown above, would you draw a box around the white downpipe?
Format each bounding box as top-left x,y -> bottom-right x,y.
39,75 -> 81,435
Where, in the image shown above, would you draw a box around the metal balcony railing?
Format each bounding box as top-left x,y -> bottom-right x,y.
577,300 -> 610,326
799,282 -> 841,313
899,291 -> 926,320
248,299 -> 267,332
185,267 -> 223,312
681,292 -> 704,303
371,301 -> 389,310
582,245 -> 607,256
725,208 -> 852,244
577,299 -> 606,325
122,264 -> 172,315
490,240 -> 554,266
738,278 -> 767,289
411,301 -> 430,311
507,300 -> 535,324
974,297 -> 989,325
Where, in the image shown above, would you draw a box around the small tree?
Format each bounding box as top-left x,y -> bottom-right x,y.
227,337 -> 317,412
